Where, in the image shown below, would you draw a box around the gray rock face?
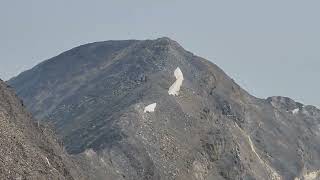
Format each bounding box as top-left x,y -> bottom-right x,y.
8,37 -> 320,180
0,79 -> 85,179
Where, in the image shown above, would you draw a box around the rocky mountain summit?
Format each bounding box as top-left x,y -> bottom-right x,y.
8,37 -> 320,180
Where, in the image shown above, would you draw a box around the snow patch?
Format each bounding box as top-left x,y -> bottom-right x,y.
45,157 -> 51,167
168,67 -> 184,96
292,108 -> 300,114
144,103 -> 157,113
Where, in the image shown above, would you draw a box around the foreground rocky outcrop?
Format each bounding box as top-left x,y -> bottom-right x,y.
0,79 -> 87,179
8,37 -> 320,180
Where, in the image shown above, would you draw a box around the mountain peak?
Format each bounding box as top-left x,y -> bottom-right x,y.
8,38 -> 320,180
154,36 -> 173,42
154,36 -> 178,45
141,37 -> 185,52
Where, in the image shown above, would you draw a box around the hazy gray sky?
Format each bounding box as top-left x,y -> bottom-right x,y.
1,0 -> 320,106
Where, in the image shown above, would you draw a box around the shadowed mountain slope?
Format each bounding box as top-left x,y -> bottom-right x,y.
8,37 -> 320,180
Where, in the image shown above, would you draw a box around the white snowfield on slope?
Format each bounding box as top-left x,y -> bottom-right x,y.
144,103 -> 157,113
168,67 -> 184,96
143,67 -> 183,113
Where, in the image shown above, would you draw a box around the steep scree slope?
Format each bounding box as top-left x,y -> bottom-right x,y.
0,79 -> 86,179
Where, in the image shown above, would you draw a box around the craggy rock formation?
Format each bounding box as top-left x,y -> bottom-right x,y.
0,79 -> 85,179
8,37 -> 320,180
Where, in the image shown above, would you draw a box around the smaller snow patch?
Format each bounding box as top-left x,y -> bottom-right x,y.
144,103 -> 157,113
45,157 -> 51,167
292,108 -> 300,114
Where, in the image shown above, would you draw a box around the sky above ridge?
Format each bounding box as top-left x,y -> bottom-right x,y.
1,0 -> 320,106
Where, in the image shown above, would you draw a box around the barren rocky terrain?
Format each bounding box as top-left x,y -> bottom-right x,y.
0,79 -> 86,179
7,37 -> 320,180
